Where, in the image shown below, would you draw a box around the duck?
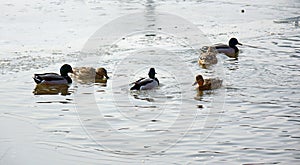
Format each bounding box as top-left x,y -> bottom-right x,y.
193,75 -> 222,91
72,67 -> 109,83
198,47 -> 218,68
33,64 -> 73,85
212,38 -> 242,58
130,68 -> 159,90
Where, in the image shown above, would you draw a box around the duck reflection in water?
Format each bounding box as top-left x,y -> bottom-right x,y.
33,84 -> 71,96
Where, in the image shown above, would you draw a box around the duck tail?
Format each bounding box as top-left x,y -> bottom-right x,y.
130,84 -> 140,90
33,74 -> 42,84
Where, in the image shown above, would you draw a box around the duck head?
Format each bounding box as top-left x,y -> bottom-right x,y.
60,64 -> 73,76
148,68 -> 157,79
96,67 -> 109,79
229,38 -> 242,47
193,75 -> 204,86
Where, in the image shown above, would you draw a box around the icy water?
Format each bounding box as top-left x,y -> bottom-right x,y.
1,0 -> 300,164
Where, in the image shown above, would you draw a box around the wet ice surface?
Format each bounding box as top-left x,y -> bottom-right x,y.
0,0 -> 300,164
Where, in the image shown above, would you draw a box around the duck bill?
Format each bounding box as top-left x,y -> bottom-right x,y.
192,81 -> 197,86
237,42 -> 243,45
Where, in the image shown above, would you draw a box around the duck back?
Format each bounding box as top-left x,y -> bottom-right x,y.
33,73 -> 70,85
130,78 -> 158,90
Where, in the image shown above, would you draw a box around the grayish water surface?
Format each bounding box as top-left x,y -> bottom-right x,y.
0,0 -> 299,164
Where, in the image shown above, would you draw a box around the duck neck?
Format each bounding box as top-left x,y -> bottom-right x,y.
155,78 -> 159,85
149,74 -> 155,79
198,81 -> 204,87
229,44 -> 239,53
64,76 -> 72,83
95,74 -> 104,79
60,71 -> 71,83
233,46 -> 239,53
60,71 -> 68,76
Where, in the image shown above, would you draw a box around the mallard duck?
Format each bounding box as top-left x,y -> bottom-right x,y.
193,75 -> 222,90
33,64 -> 73,85
213,38 -> 242,58
72,67 -> 109,81
198,47 -> 218,67
130,68 -> 159,90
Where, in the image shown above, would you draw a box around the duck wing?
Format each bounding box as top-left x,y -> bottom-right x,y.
214,44 -> 230,49
130,78 -> 155,90
33,73 -> 65,84
199,52 -> 218,65
134,77 -> 145,83
204,78 -> 222,89
73,67 -> 95,76
214,44 -> 237,57
35,73 -> 65,80
138,78 -> 154,86
130,77 -> 144,90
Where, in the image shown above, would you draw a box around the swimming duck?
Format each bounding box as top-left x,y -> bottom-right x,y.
33,64 -> 73,85
72,67 -> 109,83
213,38 -> 242,58
198,47 -> 218,68
130,68 -> 159,90
193,75 -> 222,90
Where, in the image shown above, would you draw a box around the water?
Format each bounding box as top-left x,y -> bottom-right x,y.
0,0 -> 300,164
